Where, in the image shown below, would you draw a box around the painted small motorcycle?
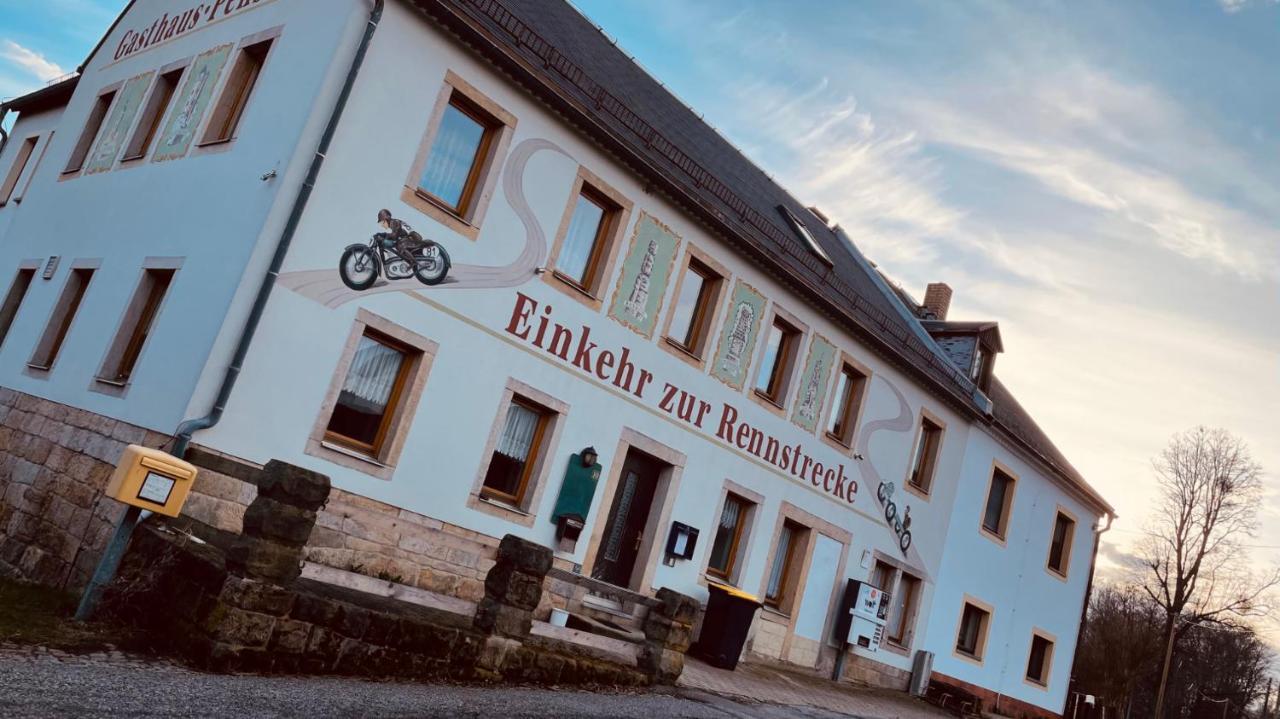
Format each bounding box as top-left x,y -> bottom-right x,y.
339,209 -> 451,290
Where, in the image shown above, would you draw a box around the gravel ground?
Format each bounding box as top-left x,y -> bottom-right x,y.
0,645 -> 866,718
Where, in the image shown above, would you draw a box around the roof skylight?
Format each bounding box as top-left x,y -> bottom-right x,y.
779,206 -> 832,266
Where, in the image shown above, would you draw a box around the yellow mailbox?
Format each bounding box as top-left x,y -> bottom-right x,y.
104,445 -> 198,517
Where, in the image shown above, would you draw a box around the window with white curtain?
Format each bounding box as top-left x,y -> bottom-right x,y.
325,332 -> 409,454
418,95 -> 494,214
707,493 -> 751,580
481,396 -> 550,505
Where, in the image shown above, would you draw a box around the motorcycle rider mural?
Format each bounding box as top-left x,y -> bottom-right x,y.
338,209 -> 452,290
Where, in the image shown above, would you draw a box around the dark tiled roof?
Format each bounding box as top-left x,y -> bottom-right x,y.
1,76 -> 78,115
420,0 -> 978,408
418,0 -> 1112,515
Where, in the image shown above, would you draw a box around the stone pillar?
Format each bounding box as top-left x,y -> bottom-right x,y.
226,460 -> 329,584
473,534 -> 552,639
638,587 -> 699,683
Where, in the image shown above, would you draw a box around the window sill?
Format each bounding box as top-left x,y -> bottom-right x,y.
823,431 -> 852,450
752,388 -> 785,409
979,526 -> 1008,547
320,440 -> 389,468
478,494 -> 530,516
401,185 -> 481,241
662,336 -> 702,362
195,136 -> 234,148
881,639 -> 911,656
760,604 -> 790,621
1046,565 -> 1069,582
94,377 -> 129,388
25,362 -> 52,372
549,270 -> 599,300
953,649 -> 984,666
903,480 -> 932,502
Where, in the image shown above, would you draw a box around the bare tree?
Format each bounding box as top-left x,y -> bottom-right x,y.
1138,427 -> 1279,717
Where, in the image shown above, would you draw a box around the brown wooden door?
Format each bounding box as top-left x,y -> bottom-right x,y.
591,449 -> 662,588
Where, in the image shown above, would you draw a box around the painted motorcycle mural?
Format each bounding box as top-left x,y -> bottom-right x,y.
338,210 -> 451,290
877,481 -> 913,553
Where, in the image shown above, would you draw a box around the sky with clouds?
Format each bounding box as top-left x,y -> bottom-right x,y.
2,0 -> 1277,634
566,0 -> 1280,634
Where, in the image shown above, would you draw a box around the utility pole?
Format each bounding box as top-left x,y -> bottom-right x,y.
1153,613 -> 1177,719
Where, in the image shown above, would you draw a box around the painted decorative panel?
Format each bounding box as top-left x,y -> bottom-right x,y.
791,333 -> 837,433
84,71 -> 154,174
608,212 -> 679,338
710,279 -> 766,390
153,43 -> 233,162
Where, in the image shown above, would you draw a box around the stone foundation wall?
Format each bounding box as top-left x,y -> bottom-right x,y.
840,651 -> 911,691
0,388 -> 171,590
0,388 -> 497,615
184,451 -> 501,611
932,671 -> 1062,719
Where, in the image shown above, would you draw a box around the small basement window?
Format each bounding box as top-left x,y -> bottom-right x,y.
779,205 -> 831,266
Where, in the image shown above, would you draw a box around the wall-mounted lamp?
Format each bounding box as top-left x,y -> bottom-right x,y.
579,446 -> 598,467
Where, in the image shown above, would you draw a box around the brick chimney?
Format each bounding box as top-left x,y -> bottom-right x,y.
923,283 -> 952,320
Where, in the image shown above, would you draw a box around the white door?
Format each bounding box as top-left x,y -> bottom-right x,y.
793,533 -> 842,642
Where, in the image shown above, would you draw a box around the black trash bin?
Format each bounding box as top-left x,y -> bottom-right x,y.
695,582 -> 762,670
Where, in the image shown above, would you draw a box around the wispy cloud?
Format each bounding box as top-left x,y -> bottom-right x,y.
0,39 -> 66,83
1219,0 -> 1279,13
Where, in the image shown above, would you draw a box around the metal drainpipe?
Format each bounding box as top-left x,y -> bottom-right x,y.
170,0 -> 384,458
1063,512 -> 1114,715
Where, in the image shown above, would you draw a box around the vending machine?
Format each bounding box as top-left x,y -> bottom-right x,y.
833,579 -> 890,652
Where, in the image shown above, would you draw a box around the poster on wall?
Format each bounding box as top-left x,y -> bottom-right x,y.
153,44 -> 233,162
608,212 -> 680,339
84,71 -> 154,174
710,279 -> 766,390
791,334 -> 836,432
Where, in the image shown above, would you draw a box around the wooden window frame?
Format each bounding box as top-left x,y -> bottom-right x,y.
867,552 -> 923,654
543,165 -> 633,310
822,354 -> 870,450
63,86 -> 120,175
322,330 -> 414,456
0,135 -> 38,206
123,62 -> 187,162
0,263 -> 39,349
306,310 -> 438,480
28,264 -> 96,373
697,479 -> 762,588
953,595 -> 994,665
750,304 -> 807,416
15,131 -> 53,203
1023,628 -> 1057,689
904,409 -> 946,500
705,492 -> 750,581
980,460 -> 1019,545
402,70 -> 517,242
478,396 -> 552,507
659,242 -> 728,370
1045,506 -> 1078,580
198,31 -> 279,148
94,264 -> 178,391
764,518 -> 806,610
467,377 -> 569,526
887,572 -> 922,648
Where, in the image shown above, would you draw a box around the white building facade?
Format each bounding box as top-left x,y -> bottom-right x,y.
0,1 -> 1113,716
